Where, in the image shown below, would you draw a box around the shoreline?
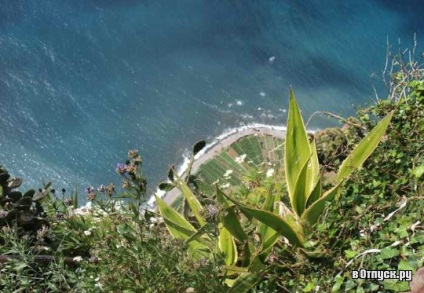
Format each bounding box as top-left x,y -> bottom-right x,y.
148,123 -> 309,206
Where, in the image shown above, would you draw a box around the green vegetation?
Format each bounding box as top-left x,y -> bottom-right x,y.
1,48 -> 423,292
195,134 -> 284,195
156,89 -> 393,291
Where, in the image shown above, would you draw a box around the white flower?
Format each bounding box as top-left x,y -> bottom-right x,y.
73,256 -> 83,262
223,170 -> 233,178
235,154 -> 247,163
220,183 -> 230,189
84,230 -> 92,236
74,202 -> 93,215
266,168 -> 275,178
153,217 -> 163,223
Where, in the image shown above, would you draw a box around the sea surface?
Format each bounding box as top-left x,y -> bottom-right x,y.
0,0 -> 423,202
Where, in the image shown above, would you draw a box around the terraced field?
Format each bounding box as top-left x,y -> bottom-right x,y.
195,134 -> 284,195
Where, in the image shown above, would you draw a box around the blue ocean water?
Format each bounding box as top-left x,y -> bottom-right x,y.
0,0 -> 423,201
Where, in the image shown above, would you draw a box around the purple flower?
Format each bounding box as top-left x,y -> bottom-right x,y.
116,163 -> 128,174
85,186 -> 94,194
97,185 -> 106,193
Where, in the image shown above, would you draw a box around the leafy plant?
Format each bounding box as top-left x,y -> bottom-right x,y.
224,89 -> 393,253
0,165 -> 53,242
155,89 -> 393,291
155,143 -> 251,288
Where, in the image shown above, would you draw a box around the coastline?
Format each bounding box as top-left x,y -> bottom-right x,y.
148,123 -> 299,206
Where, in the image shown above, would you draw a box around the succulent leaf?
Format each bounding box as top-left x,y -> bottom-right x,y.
7,177 -> 23,189
158,182 -> 174,191
193,140 -> 207,156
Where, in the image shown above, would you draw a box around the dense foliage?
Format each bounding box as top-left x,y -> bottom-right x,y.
0,49 -> 423,292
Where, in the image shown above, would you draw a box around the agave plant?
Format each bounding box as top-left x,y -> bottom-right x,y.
155,89 -> 393,291
223,89 -> 393,253
211,89 -> 393,292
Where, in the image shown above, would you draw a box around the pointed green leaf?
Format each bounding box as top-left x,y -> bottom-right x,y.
158,182 -> 174,191
223,194 -> 304,247
7,177 -> 22,189
285,89 -> 311,211
305,139 -> 320,199
305,178 -> 321,209
301,183 -> 342,226
23,190 -> 35,199
292,141 -> 320,217
185,222 -> 213,244
155,196 -> 209,259
73,192 -> 78,209
258,229 -> 279,262
223,265 -> 249,275
219,226 -> 238,266
257,183 -> 277,239
193,140 -> 207,156
337,112 -> 393,183
128,202 -> 139,217
248,254 -> 267,272
44,182 -> 52,190
216,186 -> 232,208
228,272 -> 261,293
217,188 -> 248,242
241,241 -> 253,267
155,195 -> 197,237
221,207 -> 249,243
261,183 -> 277,211
292,156 -> 310,216
261,230 -> 279,251
173,172 -> 205,226
168,166 -> 175,182
257,184 -> 279,260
